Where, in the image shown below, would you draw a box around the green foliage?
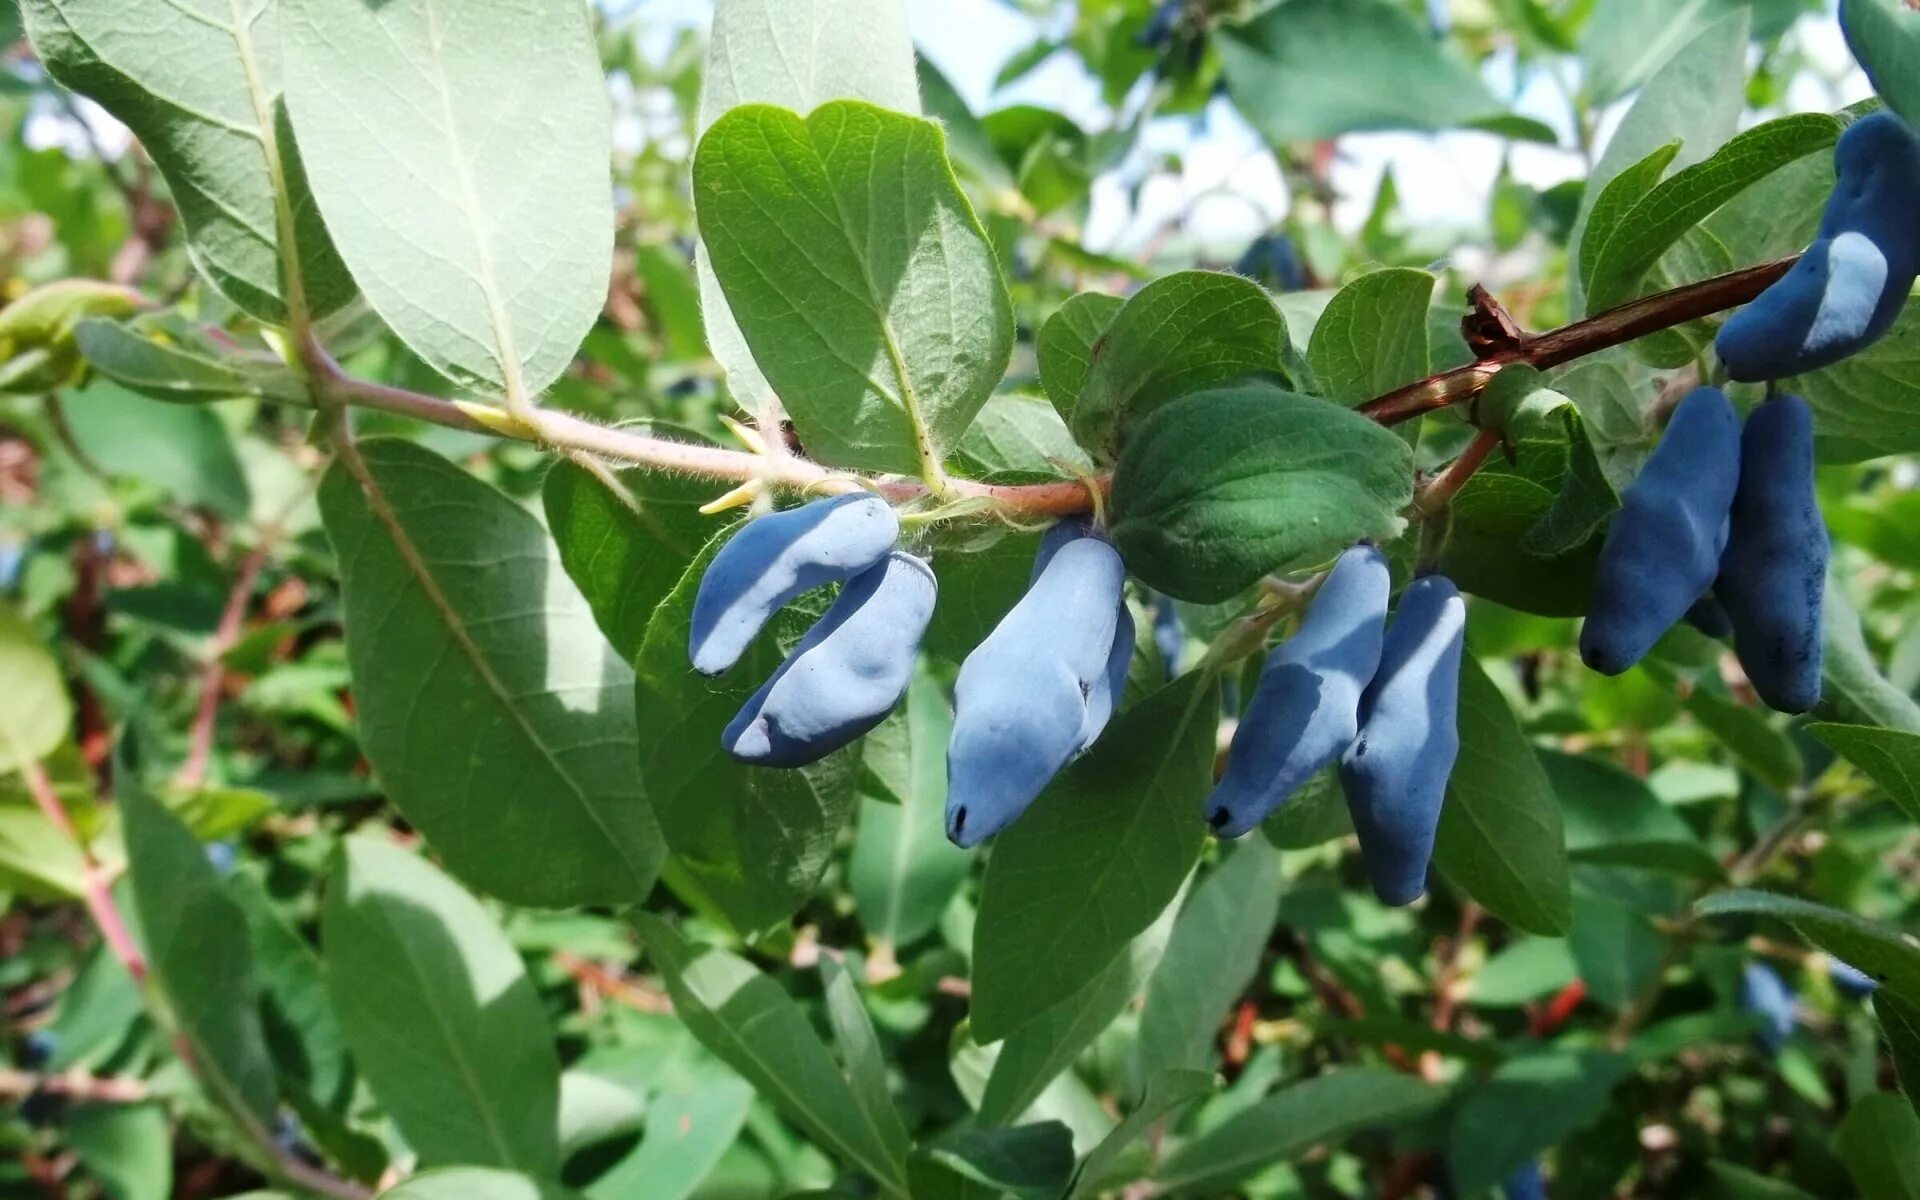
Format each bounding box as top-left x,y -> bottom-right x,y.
9,2 -> 1920,1198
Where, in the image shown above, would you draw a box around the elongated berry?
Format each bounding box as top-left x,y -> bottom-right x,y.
723,552 -> 934,767
1581,388 -> 1741,675
689,492 -> 898,676
1738,961 -> 1795,1055
1718,111 -> 1920,381
1206,545 -> 1391,839
1339,574 -> 1465,907
1717,395 -> 1828,713
946,530 -> 1127,847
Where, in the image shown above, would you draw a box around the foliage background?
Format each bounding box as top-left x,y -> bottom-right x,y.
3,1 -> 1920,1199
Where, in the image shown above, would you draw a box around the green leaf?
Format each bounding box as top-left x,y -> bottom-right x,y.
1036,292 -> 1122,419
1433,657 -> 1572,937
319,439 -> 660,907
1305,268 -> 1434,405
821,959 -> 913,1168
970,672 -> 1219,1044
0,606 -> 70,773
1447,1050 -> 1632,1195
922,529 -> 1043,664
542,437 -> 722,661
978,893 -> 1183,1127
378,1168 -> 584,1200
1707,1161 -> 1821,1200
633,531 -> 860,934
1821,576 -> 1920,733
916,1123 -> 1075,1200
916,56 -> 1015,193
61,381 -> 252,521
952,394 -> 1091,484
1067,1069 -> 1213,1200
1696,890 -> 1920,1002
1578,142 -> 1681,295
1216,0 -> 1549,144
1069,271 -> 1287,456
1466,937 -> 1581,1007
120,779 -> 278,1132
1685,689 -> 1804,792
694,0 -> 922,426
322,838 -> 560,1174
693,100 -> 1013,475
1570,883 -> 1669,1012
20,0 -> 353,323
848,669 -> 972,948
1800,306 -> 1920,463
1262,769 -> 1355,850
586,1072 -> 754,1200
74,318 -> 299,406
227,871 -> 352,1115
1109,386 -> 1414,604
1153,1067 -> 1444,1194
66,1103 -> 170,1200
1519,399 -> 1621,560
1585,113 -> 1840,315
632,913 -> 911,1197
1542,750 -> 1722,880
281,0 -> 612,397
1837,1092 -> 1920,1200
1569,11 -> 1748,315
1843,0 -> 1920,132
1137,841 -> 1281,1082
1878,990 -> 1920,1118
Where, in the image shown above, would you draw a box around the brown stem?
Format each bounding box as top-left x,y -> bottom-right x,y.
175,542 -> 270,790
18,758 -> 144,986
0,1067 -> 150,1103
1360,255 -> 1799,426
1416,427 -> 1504,516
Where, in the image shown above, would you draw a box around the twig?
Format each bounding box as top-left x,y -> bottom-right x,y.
0,1067 -> 150,1103
17,758 -> 144,987
174,542 -> 271,790
1415,427 -> 1504,516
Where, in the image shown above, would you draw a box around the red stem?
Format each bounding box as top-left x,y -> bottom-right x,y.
19,758 -> 145,986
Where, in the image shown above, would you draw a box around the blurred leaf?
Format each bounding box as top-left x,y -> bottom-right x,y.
1037,292 -> 1122,419
1448,1050 -> 1632,1195
320,439 -> 660,907
694,0 -> 922,425
1261,769 -> 1354,849
1686,689 -> 1803,791
1466,937 -> 1581,1006
61,381 -> 252,520
632,913 -> 910,1195
1570,11 -> 1749,314
1153,1068 -> 1444,1194
282,0 -> 610,396
1542,750 -> 1723,880
1217,0 -> 1551,143
916,56 -> 1014,193
1877,991 -> 1920,1117
1707,1161 -> 1821,1200
1137,841 -> 1281,1082
1069,272 -> 1286,456
1807,723 -> 1920,824
323,838 -> 560,1174
1836,1092 -> 1920,1199
1434,657 -> 1572,936
821,959 -> 913,1168
1696,890 -> 1920,1003
633,530 -> 859,934
694,101 -> 1012,475
20,0 -> 354,322
121,779 -> 278,1131
1110,386 -> 1413,604
0,606 -> 70,773
1305,268 -> 1434,405
228,871 -> 352,1115
586,1072 -> 754,1200
1570,883 -> 1669,1011
542,433 -> 721,660
1585,113 -> 1839,315
557,1072 -> 646,1158
66,1103 -> 170,1200
848,670 -> 971,948
1067,1069 -> 1213,1199
378,1169 -> 583,1200
1842,0 -> 1920,131
1821,576 -> 1920,733
913,1123 -> 1074,1200
970,672 -> 1218,1044
74,318 -> 298,406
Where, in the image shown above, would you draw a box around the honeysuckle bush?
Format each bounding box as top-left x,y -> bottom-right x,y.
6,0 -> 1920,1198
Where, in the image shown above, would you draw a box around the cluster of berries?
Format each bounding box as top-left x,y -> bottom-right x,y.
1581,110 -> 1920,709
1206,548 -> 1467,906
